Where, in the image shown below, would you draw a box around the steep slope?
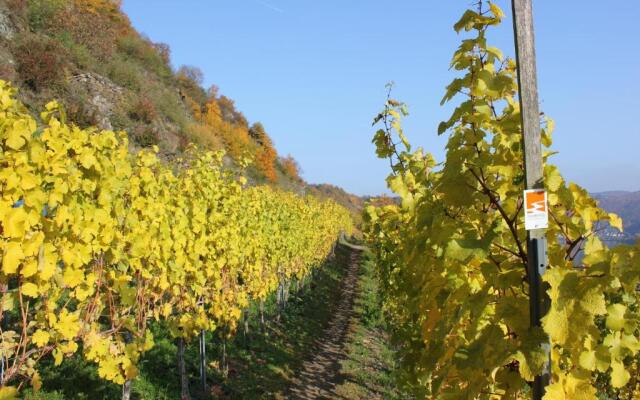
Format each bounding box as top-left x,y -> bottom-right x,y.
306,184 -> 365,224
0,0 -> 305,189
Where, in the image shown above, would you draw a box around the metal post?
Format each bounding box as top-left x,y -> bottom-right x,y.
511,0 -> 550,398
527,238 -> 550,398
199,330 -> 206,393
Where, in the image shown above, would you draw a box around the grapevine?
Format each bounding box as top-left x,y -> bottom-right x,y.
0,80 -> 352,395
364,3 -> 639,399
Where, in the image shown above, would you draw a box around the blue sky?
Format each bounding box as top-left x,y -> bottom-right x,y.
122,0 -> 639,196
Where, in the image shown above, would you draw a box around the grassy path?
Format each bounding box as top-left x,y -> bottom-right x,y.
287,245 -> 403,400
286,249 -> 361,399
331,249 -> 403,400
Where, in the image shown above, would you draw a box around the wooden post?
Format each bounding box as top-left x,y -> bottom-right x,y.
259,299 -> 265,332
276,282 -> 283,321
221,336 -> 228,378
511,0 -> 550,398
242,309 -> 250,348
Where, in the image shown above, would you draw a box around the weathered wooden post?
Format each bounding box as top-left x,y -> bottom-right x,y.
511,0 -> 551,399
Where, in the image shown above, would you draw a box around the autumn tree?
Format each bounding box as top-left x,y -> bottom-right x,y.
217,95 -> 248,127
176,65 -> 203,85
152,42 -> 171,64
248,122 -> 269,146
250,123 -> 277,182
280,155 -> 301,182
198,99 -> 252,161
176,65 -> 207,105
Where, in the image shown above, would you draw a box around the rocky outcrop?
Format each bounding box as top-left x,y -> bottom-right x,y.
70,73 -> 125,131
0,7 -> 16,41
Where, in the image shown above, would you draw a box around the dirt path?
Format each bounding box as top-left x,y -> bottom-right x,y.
286,248 -> 362,400
339,233 -> 368,252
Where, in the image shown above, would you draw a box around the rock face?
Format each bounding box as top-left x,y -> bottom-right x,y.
0,7 -> 15,41
70,73 -> 125,131
0,4 -> 18,83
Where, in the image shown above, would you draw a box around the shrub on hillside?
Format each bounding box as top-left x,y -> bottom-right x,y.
58,0 -> 128,62
12,33 -> 69,91
199,99 -> 255,161
152,42 -> 171,65
26,0 -> 65,31
109,97 -> 134,131
108,56 -> 142,91
62,84 -> 101,128
176,65 -> 203,85
55,31 -> 100,72
0,64 -> 17,83
117,34 -> 172,80
131,124 -> 159,147
176,65 -> 208,106
129,96 -> 158,123
152,86 -> 189,130
185,122 -> 224,151
6,0 -> 27,19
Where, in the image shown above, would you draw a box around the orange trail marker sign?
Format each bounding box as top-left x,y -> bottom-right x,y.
524,189 -> 548,230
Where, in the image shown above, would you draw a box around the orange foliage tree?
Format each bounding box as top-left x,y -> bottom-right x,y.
198,99 -> 253,161
255,147 -> 277,182
250,123 -> 277,182
280,155 -> 301,182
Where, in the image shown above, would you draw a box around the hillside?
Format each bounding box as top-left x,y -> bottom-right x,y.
593,190 -> 640,242
306,184 -> 364,222
0,0 -> 344,197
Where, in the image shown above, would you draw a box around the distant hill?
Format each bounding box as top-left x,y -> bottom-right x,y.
306,184 -> 364,224
593,191 -> 640,243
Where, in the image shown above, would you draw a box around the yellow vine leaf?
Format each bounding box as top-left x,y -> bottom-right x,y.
0,387 -> 18,400
610,360 -> 630,388
32,330 -> 50,347
31,372 -> 42,391
606,304 -> 626,331
3,208 -> 28,239
21,282 -> 39,298
2,241 -> 24,274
